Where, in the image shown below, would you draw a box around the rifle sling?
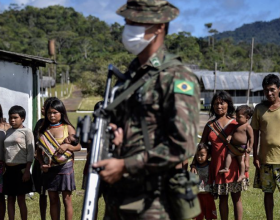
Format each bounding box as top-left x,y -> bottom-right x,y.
105,57 -> 182,152
105,58 -> 182,112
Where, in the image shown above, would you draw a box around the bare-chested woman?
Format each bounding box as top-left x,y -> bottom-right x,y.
0,104 -> 11,132
219,105 -> 254,182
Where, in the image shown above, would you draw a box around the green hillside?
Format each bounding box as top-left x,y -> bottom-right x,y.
215,18 -> 280,45
1,4 -> 280,96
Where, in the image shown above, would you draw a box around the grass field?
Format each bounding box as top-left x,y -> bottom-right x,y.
6,108 -> 278,219
48,83 -> 72,100
77,96 -> 103,111
6,158 -> 280,220
7,160 -> 106,220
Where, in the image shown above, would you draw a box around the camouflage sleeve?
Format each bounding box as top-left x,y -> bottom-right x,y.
124,65 -> 200,174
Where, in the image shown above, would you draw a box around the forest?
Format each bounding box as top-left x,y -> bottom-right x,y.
1,4 -> 280,96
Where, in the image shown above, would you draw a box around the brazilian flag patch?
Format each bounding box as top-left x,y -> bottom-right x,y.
174,80 -> 194,96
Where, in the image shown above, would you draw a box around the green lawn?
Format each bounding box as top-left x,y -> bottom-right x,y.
10,111 -> 277,219
7,160 -> 105,220
8,158 -> 280,219
49,83 -> 72,99
77,96 -> 103,111
67,112 -> 93,127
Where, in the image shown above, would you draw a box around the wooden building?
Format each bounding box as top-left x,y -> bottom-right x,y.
193,70 -> 280,108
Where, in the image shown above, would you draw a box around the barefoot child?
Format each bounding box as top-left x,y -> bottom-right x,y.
2,105 -> 34,220
32,97 -> 58,220
194,143 -> 217,220
219,105 -> 254,182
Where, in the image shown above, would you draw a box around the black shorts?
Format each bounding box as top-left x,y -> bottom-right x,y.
3,164 -> 33,196
32,159 -> 46,195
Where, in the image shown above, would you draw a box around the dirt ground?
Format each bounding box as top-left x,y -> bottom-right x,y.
62,86 -> 83,112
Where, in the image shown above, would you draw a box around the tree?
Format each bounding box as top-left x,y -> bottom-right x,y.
204,23 -> 212,46
209,29 -> 218,49
75,37 -> 93,59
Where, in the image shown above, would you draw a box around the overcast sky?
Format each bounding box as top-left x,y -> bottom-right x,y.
0,0 -> 279,37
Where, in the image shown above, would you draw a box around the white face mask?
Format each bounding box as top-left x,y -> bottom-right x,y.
122,24 -> 156,55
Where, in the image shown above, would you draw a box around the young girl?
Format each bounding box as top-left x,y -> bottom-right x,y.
219,105 -> 254,182
194,143 -> 217,220
2,105 -> 34,220
37,99 -> 81,220
32,97 -> 59,220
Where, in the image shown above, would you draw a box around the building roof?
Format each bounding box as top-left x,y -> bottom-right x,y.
193,70 -> 280,91
0,50 -> 56,67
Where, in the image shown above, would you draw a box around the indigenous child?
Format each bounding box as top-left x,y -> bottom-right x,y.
219,105 -> 254,182
62,134 -> 79,146
194,143 -> 217,220
37,99 -> 81,220
2,105 -> 34,220
32,97 -> 58,220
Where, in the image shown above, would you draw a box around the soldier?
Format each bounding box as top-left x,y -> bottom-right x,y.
93,0 -> 200,219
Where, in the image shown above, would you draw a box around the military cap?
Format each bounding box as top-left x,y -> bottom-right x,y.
116,0 -> 179,24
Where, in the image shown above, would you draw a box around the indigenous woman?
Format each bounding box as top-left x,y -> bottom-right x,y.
192,91 -> 248,220
0,104 -> 9,220
37,99 -> 81,220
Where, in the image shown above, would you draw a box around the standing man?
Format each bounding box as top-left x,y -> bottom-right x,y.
252,74 -> 280,220
94,0 -> 200,219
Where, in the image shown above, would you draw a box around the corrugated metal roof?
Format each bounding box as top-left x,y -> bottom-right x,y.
193,70 -> 280,90
0,50 -> 56,67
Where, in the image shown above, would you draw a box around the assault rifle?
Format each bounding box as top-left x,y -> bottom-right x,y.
76,64 -> 126,220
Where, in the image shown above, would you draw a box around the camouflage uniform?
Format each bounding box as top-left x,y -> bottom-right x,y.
104,1 -> 200,219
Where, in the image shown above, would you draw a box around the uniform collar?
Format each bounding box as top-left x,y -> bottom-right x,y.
127,44 -> 168,78
146,44 -> 167,69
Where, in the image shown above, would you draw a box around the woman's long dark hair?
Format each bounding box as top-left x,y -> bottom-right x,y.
0,104 -> 3,123
39,99 -> 74,134
209,91 -> 235,118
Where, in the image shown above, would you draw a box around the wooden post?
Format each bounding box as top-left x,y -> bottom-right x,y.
61,73 -> 63,98
247,38 -> 254,105
48,68 -> 51,97
214,62 -> 217,94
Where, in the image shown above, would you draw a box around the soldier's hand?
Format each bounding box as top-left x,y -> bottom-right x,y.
93,158 -> 126,184
109,123 -> 123,146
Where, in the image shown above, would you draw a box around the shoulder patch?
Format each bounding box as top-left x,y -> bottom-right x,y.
174,80 -> 194,96
150,57 -> 161,67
